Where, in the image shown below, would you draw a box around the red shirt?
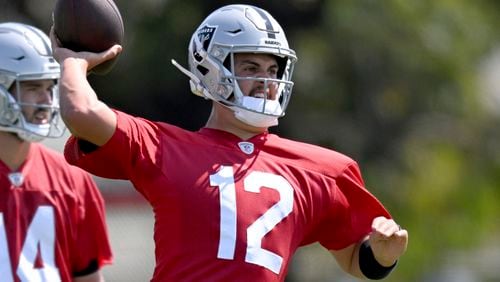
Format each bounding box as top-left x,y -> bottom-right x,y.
65,110 -> 390,282
0,143 -> 112,282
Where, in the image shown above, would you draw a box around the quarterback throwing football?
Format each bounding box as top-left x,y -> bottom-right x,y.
51,4 -> 408,281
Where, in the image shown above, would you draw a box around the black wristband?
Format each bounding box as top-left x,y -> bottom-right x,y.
359,240 -> 397,280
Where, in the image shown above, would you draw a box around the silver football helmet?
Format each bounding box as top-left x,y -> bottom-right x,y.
172,4 -> 297,127
0,22 -> 63,142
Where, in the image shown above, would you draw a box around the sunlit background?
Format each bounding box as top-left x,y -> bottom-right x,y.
3,0 -> 500,281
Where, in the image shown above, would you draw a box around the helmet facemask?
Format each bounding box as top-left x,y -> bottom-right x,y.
1,77 -> 64,142
219,51 -> 295,127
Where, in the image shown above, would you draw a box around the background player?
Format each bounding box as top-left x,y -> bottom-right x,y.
0,22 -> 112,282
51,4 -> 408,281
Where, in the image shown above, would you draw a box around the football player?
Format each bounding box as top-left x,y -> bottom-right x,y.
51,4 -> 408,281
0,22 -> 112,282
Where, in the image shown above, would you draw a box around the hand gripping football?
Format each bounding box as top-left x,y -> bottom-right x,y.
53,0 -> 124,75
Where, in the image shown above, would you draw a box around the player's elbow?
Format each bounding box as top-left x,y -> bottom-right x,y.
60,100 -> 116,146
60,103 -> 90,132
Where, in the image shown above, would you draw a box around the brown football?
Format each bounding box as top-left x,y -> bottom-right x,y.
53,0 -> 124,75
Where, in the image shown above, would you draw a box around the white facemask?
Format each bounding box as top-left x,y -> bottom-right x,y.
17,122 -> 51,142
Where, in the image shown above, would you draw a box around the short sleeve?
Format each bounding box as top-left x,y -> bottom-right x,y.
318,163 -> 391,250
64,110 -> 160,180
71,172 -> 113,273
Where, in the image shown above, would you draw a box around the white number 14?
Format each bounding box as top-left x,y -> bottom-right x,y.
210,166 -> 294,274
0,206 -> 61,282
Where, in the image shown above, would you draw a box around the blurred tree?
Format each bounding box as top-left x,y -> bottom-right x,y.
284,1 -> 500,281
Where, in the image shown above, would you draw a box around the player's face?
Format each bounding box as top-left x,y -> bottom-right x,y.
10,80 -> 56,125
233,53 -> 279,100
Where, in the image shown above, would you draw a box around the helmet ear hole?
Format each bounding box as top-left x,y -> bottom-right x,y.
0,92 -> 21,125
197,65 -> 209,76
3,110 -> 19,124
275,56 -> 288,79
193,50 -> 203,62
223,56 -> 231,70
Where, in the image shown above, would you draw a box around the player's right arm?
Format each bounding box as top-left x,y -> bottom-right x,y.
50,27 -> 122,146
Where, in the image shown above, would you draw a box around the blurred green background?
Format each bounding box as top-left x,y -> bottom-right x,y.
3,0 -> 500,281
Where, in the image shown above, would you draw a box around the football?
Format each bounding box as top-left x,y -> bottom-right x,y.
53,0 -> 124,75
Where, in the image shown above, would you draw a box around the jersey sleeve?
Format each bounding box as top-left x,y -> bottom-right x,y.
64,110 -> 160,180
71,171 -> 113,273
317,162 -> 391,251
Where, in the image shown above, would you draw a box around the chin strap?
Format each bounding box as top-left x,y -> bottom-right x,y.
0,124 -> 43,142
0,120 -> 65,142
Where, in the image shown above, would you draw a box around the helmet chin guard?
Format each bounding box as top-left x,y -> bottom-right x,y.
0,22 -> 64,142
231,97 -> 282,127
172,4 -> 297,128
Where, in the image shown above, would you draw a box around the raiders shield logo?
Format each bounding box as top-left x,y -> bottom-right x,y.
238,141 -> 255,155
8,172 -> 24,187
197,25 -> 217,51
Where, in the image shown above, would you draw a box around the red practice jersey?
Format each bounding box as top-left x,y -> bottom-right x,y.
0,143 -> 112,282
65,110 -> 390,282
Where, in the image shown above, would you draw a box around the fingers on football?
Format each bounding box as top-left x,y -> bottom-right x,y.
105,45 -> 123,59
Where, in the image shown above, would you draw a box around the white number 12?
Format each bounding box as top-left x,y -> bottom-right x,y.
209,166 -> 294,274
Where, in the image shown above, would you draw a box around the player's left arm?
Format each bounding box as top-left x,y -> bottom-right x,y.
329,216 -> 408,280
